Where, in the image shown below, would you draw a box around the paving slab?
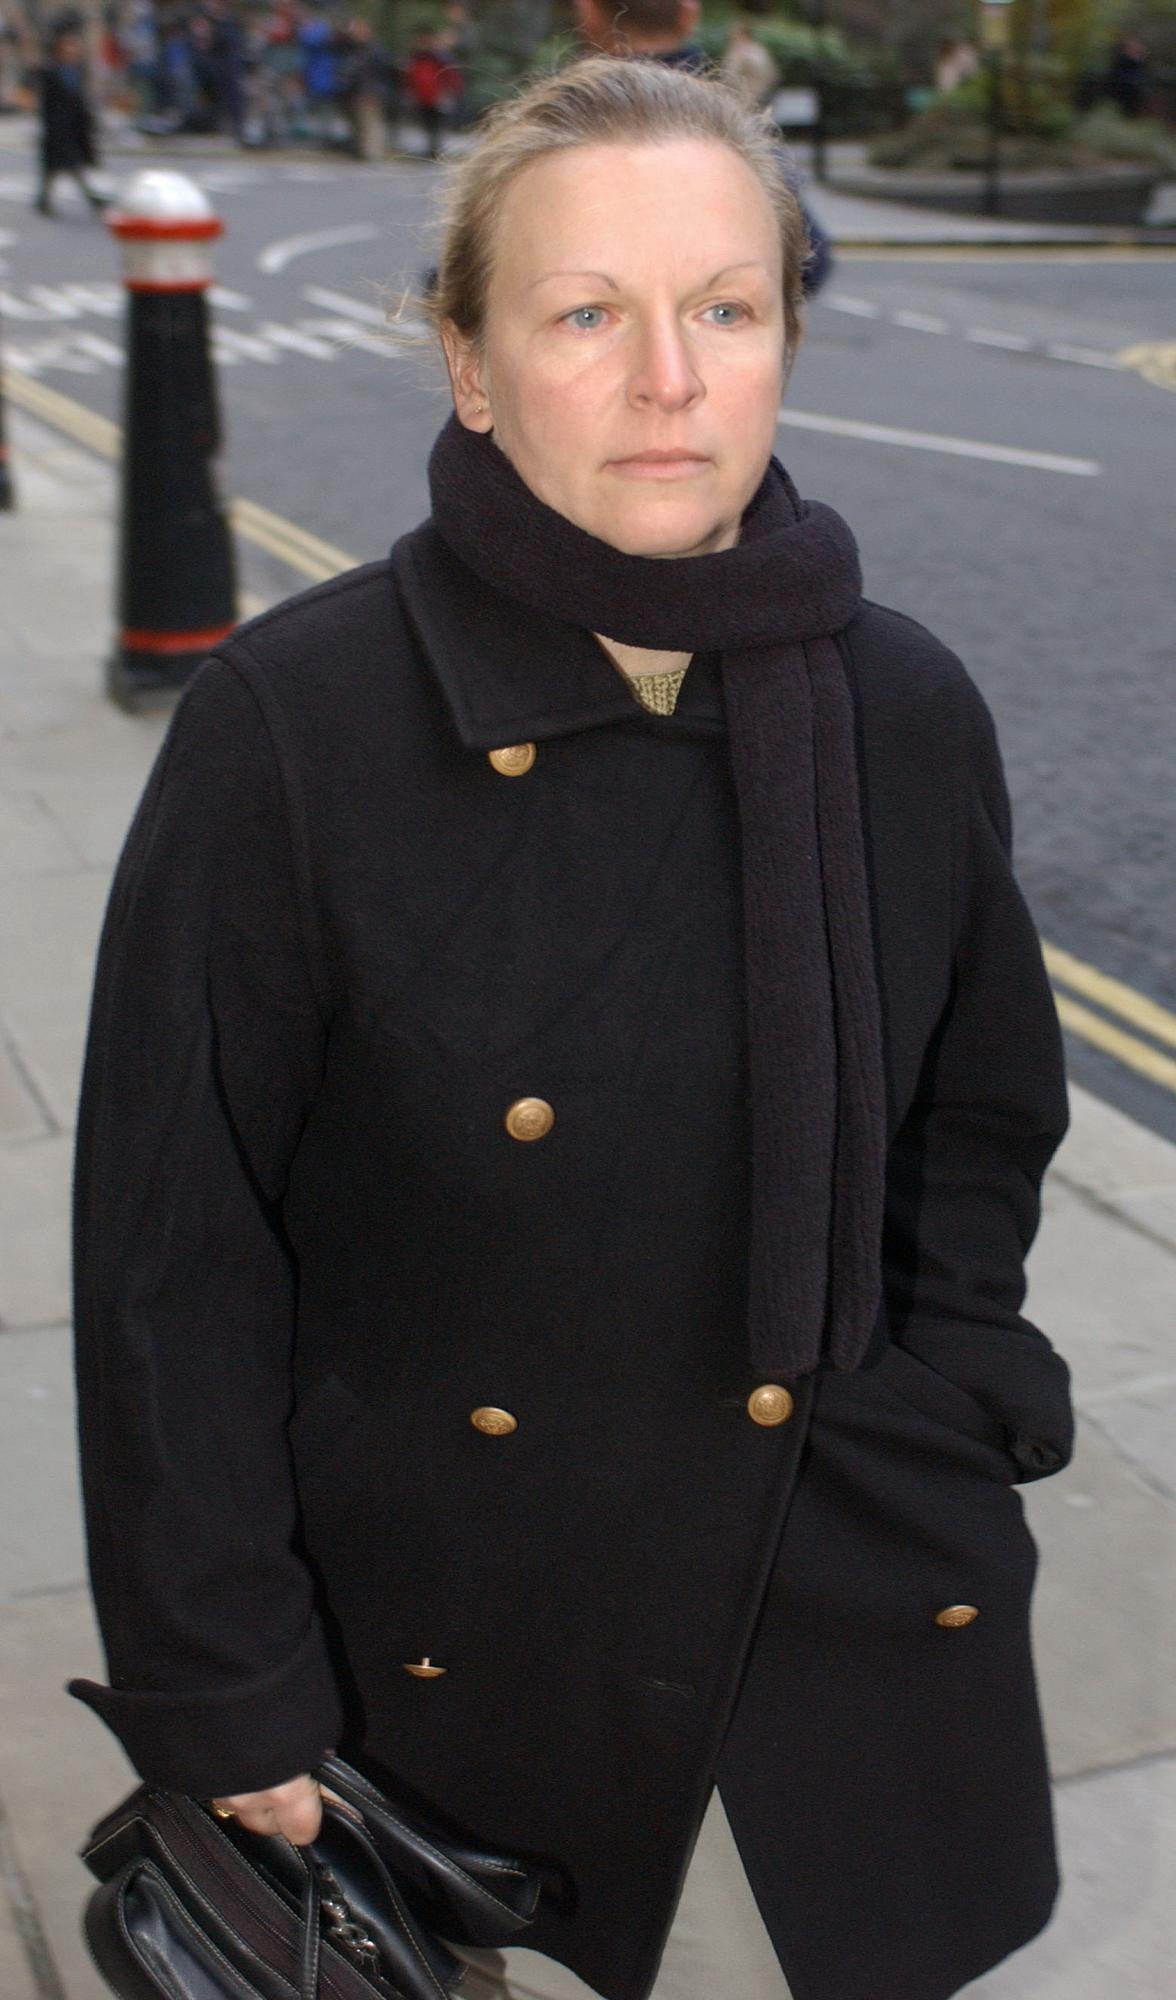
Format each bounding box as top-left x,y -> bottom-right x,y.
1055,1086 -> 1176,1201
0,791 -> 84,877
1025,1174 -> 1176,1402
0,1136 -> 73,1330
1024,1419 -> 1176,1778
0,1037 -> 49,1146
0,872 -> 111,1134
0,1896 -> 39,2000
0,1328 -> 85,1594
963,1753 -> 1176,1998
0,1590 -> 134,2000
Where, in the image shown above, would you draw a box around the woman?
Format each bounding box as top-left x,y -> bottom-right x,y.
69,56 -> 1073,2000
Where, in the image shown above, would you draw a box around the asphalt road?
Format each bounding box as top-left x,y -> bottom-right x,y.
2,151 -> 1174,1139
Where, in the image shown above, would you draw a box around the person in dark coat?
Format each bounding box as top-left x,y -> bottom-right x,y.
33,23 -> 108,217
68,53 -> 1074,2000
574,0 -> 834,295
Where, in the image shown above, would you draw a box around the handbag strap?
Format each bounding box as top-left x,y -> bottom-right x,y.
299,1858 -> 323,2000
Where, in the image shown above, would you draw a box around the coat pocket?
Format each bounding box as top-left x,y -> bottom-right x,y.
873,1344 -> 1015,1476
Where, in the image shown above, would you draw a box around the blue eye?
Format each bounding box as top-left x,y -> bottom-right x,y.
565,306 -> 607,330
706,303 -> 747,326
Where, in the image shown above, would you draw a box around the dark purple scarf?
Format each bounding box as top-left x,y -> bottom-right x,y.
428,413 -> 885,1380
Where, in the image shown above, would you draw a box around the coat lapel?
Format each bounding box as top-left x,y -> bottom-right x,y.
388,523 -> 726,750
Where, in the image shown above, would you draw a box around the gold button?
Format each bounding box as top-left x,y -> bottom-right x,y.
747,1384 -> 795,1427
488,743 -> 536,777
403,1657 -> 447,1677
935,1605 -> 980,1629
504,1096 -> 554,1142
471,1406 -> 518,1436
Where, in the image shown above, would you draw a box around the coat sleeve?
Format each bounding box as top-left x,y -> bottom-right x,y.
881,669 -> 1074,1479
68,658 -> 345,1795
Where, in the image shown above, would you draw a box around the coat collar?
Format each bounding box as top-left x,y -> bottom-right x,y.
389,522 -> 726,751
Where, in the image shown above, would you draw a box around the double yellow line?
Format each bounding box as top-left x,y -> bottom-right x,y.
1044,944 -> 1176,1094
5,364 -> 1174,1099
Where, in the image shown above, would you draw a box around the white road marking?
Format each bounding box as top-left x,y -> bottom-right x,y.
210,285 -> 255,312
258,223 -> 379,273
4,338 -> 99,375
777,407 -> 1101,476
257,320 -> 338,359
892,310 -> 949,333
300,283 -> 387,326
1046,342 -> 1127,369
72,331 -> 124,365
54,282 -> 122,316
195,167 -> 262,193
817,288 -> 1130,375
823,293 -> 881,318
296,315 -> 397,356
966,326 -> 1034,350
213,325 -> 282,363
0,285 -> 86,321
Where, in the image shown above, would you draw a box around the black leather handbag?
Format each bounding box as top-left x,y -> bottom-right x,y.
79,1751 -> 545,2000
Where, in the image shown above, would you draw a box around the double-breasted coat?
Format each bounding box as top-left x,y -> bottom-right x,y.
70,516 -> 1075,2000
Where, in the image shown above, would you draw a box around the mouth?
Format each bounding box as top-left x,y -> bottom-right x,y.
608,452 -> 711,480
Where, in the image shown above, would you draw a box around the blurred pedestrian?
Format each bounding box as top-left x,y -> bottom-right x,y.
204,0 -> 246,137
405,27 -> 458,160
299,6 -> 344,144
122,0 -> 160,117
33,21 -> 109,217
153,7 -> 198,131
573,0 -> 834,295
934,36 -> 980,96
721,18 -> 779,111
438,0 -> 476,130
1105,35 -> 1150,119
337,14 -> 390,161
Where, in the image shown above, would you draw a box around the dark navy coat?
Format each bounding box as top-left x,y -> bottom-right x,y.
70,518 -> 1074,2000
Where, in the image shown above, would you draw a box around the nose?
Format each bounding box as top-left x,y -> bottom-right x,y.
627,310 -> 704,413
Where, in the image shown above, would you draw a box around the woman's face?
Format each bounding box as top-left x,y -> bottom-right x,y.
442,139 -> 787,558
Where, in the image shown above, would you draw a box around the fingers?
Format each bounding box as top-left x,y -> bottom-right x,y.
211,1772 -> 324,1846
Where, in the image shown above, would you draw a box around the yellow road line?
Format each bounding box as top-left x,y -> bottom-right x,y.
2,367 -> 120,457
6,365 -> 1174,1095
1044,943 -> 1176,1052
3,366 -> 354,581
1117,342 -> 1176,392
1053,994 -> 1176,1095
228,498 -> 352,582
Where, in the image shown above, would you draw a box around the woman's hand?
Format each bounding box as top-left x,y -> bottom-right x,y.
211,1772 -> 323,1845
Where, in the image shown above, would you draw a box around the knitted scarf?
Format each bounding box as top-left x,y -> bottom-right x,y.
428,413 -> 886,1380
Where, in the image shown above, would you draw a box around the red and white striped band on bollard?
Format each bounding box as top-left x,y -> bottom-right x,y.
108,184 -> 224,292
106,171 -> 237,708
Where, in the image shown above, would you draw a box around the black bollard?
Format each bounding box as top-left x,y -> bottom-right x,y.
106,170 -> 236,708
0,306 -> 13,512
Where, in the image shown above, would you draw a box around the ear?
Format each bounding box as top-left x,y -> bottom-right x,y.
440,319 -> 493,432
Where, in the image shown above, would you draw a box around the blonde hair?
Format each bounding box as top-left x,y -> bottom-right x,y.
415,54 -> 809,375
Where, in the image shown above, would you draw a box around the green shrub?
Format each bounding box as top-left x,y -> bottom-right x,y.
1070,102 -> 1176,168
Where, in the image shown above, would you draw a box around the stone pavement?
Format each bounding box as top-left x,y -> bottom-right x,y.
0,405 -> 1174,1999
